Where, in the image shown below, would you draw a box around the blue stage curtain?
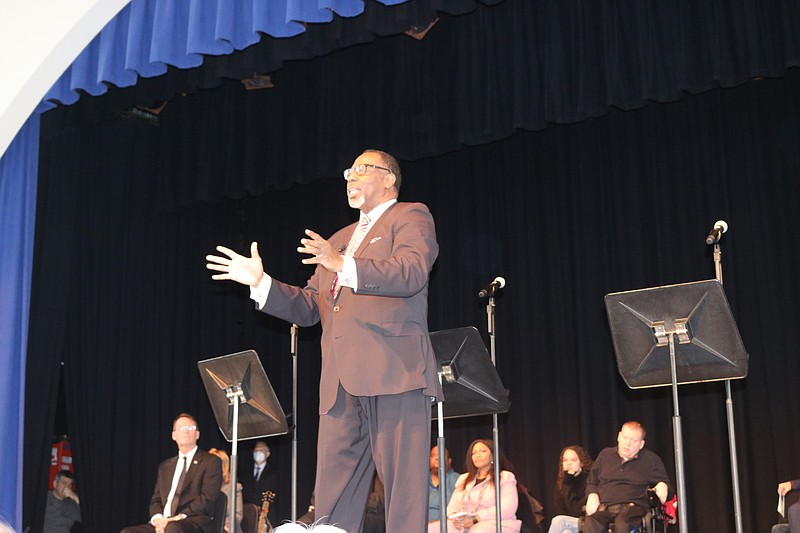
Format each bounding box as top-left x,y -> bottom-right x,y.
0,115 -> 39,529
39,0 -> 488,109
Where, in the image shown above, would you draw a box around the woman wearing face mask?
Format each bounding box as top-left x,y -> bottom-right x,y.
428,439 -> 521,532
547,445 -> 593,533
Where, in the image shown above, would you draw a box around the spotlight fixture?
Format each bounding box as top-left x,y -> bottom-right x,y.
121,101 -> 167,125
404,18 -> 438,40
241,73 -> 274,91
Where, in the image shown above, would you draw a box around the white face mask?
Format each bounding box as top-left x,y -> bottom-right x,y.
253,450 -> 266,463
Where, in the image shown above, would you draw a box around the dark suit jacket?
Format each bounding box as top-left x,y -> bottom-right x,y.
240,463 -> 278,506
149,449 -> 222,532
262,201 -> 441,413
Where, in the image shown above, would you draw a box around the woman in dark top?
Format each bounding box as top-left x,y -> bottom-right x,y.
548,445 -> 593,533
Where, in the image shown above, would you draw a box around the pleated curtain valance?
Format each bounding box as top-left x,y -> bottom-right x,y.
39,0 -> 502,111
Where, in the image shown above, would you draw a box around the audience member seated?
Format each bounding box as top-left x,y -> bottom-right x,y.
582,421 -> 671,533
297,473 -> 384,532
242,442 -> 277,506
297,492 -> 316,525
119,413 -> 222,533
428,445 -> 460,523
775,479 -> 800,533
363,472 -> 385,533
427,439 -> 521,533
43,470 -> 82,533
209,448 -> 244,533
547,445 -> 592,533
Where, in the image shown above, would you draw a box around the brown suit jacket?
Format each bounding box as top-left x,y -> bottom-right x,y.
149,449 -> 222,532
263,201 -> 441,413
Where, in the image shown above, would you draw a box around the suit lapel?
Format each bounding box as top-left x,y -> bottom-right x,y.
328,202 -> 398,302
162,456 -> 179,497
335,222 -> 357,255
354,202 -> 396,257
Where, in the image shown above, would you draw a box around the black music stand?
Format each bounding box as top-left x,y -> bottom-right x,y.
198,349 -> 288,533
429,327 -> 510,533
429,326 -> 510,419
605,279 -> 748,533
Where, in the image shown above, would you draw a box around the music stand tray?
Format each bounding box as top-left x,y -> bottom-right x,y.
198,349 -> 288,441
429,326 -> 510,419
605,279 -> 748,389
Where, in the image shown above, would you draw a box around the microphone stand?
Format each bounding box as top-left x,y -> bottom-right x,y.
290,323 -> 299,521
436,281 -> 506,533
486,290 -> 502,533
712,242 -> 744,533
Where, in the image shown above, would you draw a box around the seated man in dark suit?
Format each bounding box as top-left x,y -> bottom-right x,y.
120,413 -> 222,533
241,441 -> 278,507
582,421 -> 671,533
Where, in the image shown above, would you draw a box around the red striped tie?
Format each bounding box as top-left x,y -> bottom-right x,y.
331,214 -> 371,299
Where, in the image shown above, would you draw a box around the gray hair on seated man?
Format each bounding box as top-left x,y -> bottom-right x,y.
274,522 -> 348,533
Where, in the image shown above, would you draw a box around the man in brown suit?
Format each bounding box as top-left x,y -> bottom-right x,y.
121,413 -> 222,533
207,149 -> 440,532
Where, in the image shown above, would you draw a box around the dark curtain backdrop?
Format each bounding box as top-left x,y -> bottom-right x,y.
25,0 -> 800,531
42,0 -> 800,210
29,68 -> 800,531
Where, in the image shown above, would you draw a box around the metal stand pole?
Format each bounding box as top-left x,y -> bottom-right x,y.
667,334 -> 688,533
438,374 -> 447,533
713,243 -> 744,533
486,295 -> 502,533
226,386 -> 244,533
290,324 -> 299,521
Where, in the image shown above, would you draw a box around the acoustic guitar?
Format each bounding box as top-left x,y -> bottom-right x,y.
257,490 -> 275,533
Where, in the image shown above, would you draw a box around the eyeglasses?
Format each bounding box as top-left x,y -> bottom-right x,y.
343,164 -> 391,180
174,425 -> 197,432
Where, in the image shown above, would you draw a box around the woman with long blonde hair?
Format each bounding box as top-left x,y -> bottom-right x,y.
209,448 -> 245,533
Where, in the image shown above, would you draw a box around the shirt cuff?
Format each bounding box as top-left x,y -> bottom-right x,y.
249,273 -> 272,308
338,256 -> 358,291
150,513 -> 163,524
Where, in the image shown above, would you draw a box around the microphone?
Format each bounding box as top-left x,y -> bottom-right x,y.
705,220 -> 729,245
478,276 -> 506,298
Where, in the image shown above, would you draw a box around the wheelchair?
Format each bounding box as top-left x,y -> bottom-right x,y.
578,488 -> 677,533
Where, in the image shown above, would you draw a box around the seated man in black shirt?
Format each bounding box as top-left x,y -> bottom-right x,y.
583,421 -> 670,533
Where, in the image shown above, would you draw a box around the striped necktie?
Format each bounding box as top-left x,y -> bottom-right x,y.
331,214 -> 370,299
